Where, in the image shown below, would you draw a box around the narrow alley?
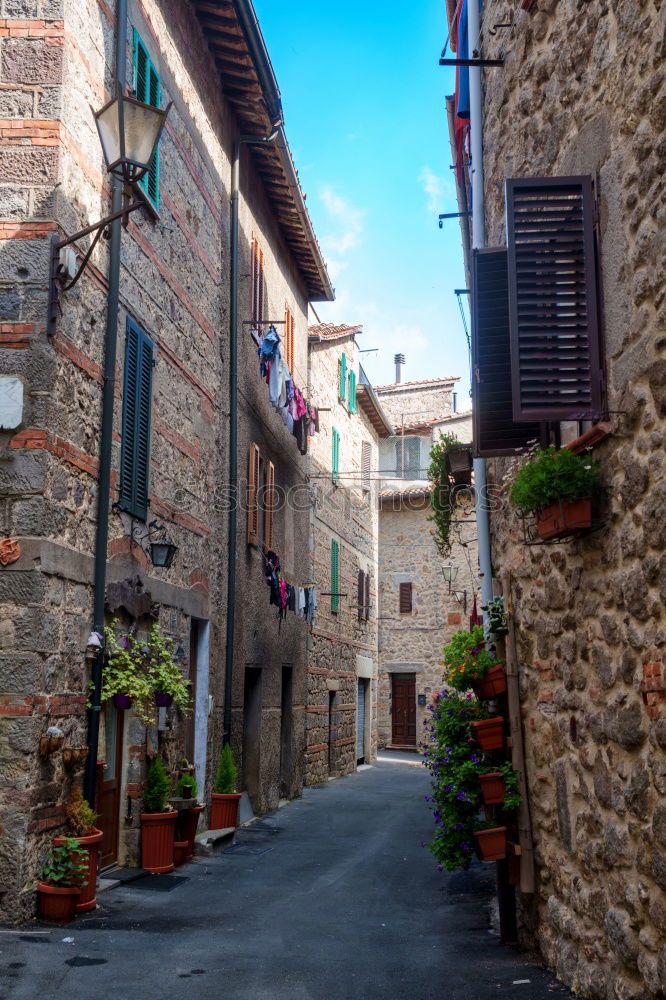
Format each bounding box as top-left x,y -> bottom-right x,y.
2,755 -> 573,1000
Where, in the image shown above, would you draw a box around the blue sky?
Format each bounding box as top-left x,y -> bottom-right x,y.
253,0 -> 471,401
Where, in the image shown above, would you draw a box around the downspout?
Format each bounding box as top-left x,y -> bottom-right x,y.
467,0 -> 494,614
223,126 -> 280,748
83,0 -> 127,808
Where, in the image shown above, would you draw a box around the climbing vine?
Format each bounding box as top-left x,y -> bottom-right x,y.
427,434 -> 472,558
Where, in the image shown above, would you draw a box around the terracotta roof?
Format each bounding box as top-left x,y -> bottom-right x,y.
436,408 -> 473,422
379,484 -> 432,499
374,376 -> 460,391
308,323 -> 363,341
191,0 -> 333,301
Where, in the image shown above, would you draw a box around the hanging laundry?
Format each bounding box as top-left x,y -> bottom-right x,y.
259,325 -> 281,360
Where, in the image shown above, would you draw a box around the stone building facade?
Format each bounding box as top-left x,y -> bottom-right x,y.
376,375 -> 478,750
304,324 -> 392,783
446,0 -> 666,996
0,0 -> 331,922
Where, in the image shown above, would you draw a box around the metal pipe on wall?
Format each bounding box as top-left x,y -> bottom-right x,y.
83,0 -> 128,808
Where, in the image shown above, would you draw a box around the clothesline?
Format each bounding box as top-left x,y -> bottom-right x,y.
256,324 -> 320,456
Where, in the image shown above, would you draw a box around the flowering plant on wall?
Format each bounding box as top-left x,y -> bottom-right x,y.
144,623 -> 191,716
98,621 -> 153,723
443,626 -> 502,692
507,446 -> 599,513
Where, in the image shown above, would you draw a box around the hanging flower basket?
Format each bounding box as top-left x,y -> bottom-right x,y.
471,717 -> 504,751
474,826 -> 507,861
472,663 -> 507,700
154,691 -> 173,708
479,772 -> 506,806
113,693 -> 132,710
62,746 -> 89,770
536,496 -> 593,541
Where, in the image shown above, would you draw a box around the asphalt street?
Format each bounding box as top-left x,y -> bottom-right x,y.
1,752 -> 575,1000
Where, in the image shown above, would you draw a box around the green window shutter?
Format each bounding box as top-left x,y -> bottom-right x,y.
133,30 -> 161,211
348,370 -> 357,413
119,317 -> 154,520
332,427 -> 340,481
331,539 -> 340,612
339,352 -> 347,401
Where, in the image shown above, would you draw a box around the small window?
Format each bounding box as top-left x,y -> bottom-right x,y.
251,236 -> 265,327
365,573 -> 370,621
284,305 -> 295,373
118,317 -> 154,520
247,442 -> 260,545
331,539 -> 340,613
399,582 -> 413,614
361,441 -> 371,492
348,369 -> 357,413
133,31 -> 161,211
264,459 -> 275,551
395,437 -> 421,479
339,352 -> 347,402
357,569 -> 365,622
332,427 -> 340,482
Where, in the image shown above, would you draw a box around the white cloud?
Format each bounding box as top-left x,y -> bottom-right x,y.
419,166 -> 446,213
319,186 -> 365,257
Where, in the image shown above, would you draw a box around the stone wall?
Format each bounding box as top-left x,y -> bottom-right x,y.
374,380 -> 457,426
478,1 -> 666,996
305,332 -> 379,784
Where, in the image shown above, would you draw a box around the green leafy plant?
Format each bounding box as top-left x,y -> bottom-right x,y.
509,446 -> 599,513
143,757 -> 170,814
65,785 -> 97,836
41,838 -> 88,888
145,623 -> 191,714
99,621 -> 153,722
214,744 -> 238,794
482,597 -> 508,639
443,626 -> 501,691
498,762 -> 522,811
175,772 -> 198,799
427,435 -> 471,558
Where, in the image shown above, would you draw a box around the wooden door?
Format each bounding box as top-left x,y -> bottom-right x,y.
391,675 -> 416,747
97,703 -> 124,868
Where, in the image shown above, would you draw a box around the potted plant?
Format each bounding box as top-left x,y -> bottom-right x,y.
145,623 -> 191,713
98,622 -> 152,717
478,762 -> 522,808
443,627 -> 507,699
482,596 -> 508,640
37,837 -> 87,922
173,768 -> 204,860
53,786 -> 103,912
210,744 -> 241,829
509,446 -> 599,541
470,716 -> 504,751
473,823 -> 508,861
140,757 -> 177,874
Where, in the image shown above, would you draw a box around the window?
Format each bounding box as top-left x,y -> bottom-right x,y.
247,442 -> 260,545
264,459 -> 275,551
133,31 -> 161,211
348,369 -> 357,413
361,440 -> 371,492
395,437 -> 421,478
118,317 -> 154,520
247,443 -> 276,549
339,352 -> 347,402
357,570 -> 371,621
251,236 -> 265,326
331,539 -> 340,612
284,305 -> 295,373
332,427 -> 340,482
399,582 -> 413,614
365,573 -> 370,621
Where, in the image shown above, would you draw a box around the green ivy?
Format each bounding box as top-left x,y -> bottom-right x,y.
482,596 -> 508,639
509,446 -> 599,513
427,435 -> 471,558
144,623 -> 191,716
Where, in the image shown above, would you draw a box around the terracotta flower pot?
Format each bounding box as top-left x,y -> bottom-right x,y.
154,691 -> 173,708
53,827 -> 103,912
536,496 -> 592,541
180,804 -> 204,860
140,810 -> 177,874
173,840 -> 189,866
474,826 -> 507,861
210,793 -> 242,830
37,883 -> 81,923
62,746 -> 89,770
479,772 -> 506,806
472,663 -> 507,700
113,693 -> 132,710
471,717 -> 504,751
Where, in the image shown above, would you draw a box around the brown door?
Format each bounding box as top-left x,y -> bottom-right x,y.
97,703 -> 124,868
391,674 -> 416,747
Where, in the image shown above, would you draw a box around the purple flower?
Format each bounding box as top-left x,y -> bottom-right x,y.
443,783 -> 453,793
457,791 -> 468,802
461,842 -> 471,852
437,864 -> 443,872
424,795 -> 430,802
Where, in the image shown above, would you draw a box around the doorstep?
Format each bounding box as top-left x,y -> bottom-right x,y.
194,826 -> 235,856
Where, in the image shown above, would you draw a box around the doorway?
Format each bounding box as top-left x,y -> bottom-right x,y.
183,618 -> 209,795
242,667 -> 262,808
391,674 -> 416,747
98,702 -> 124,868
356,678 -> 368,764
279,666 -> 293,799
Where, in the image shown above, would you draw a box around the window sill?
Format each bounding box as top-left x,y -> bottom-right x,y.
565,422 -> 612,455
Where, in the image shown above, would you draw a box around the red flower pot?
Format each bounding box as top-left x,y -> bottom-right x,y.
474,826 -> 507,861
210,793 -> 242,830
471,717 -> 504,751
536,496 -> 592,541
140,810 -> 177,873
180,804 -> 204,860
173,840 -> 189,867
472,664 -> 507,700
53,827 -> 103,912
479,772 -> 506,806
113,693 -> 132,710
37,883 -> 81,923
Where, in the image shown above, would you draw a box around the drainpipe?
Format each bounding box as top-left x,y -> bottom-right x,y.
468,0 -> 494,614
83,0 -> 127,808
223,126 -> 280,748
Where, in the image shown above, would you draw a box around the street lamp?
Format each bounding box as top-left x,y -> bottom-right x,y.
145,520 -> 178,569
441,564 -> 459,594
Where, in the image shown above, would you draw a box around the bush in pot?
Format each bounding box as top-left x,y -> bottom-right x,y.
140,757 -> 177,874
508,446 -> 599,540
443,626 -> 506,698
478,761 -> 522,808
38,838 -> 87,922
211,744 -> 241,829
53,786 -> 103,912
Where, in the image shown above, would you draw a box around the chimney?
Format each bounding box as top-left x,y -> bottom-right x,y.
394,353 -> 405,383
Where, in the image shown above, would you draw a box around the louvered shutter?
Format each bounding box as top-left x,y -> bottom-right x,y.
506,176 -> 604,421
357,570 -> 364,622
399,582 -> 412,614
348,370 -> 357,412
264,459 -> 275,550
332,428 -> 340,481
364,573 -> 370,621
134,31 -> 161,210
247,442 -> 260,545
471,248 -> 542,456
331,540 -> 340,612
119,318 -> 153,520
361,441 -> 371,491
339,353 -> 347,401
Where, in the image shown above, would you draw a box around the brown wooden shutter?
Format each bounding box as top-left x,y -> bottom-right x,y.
506,176 -> 604,421
358,570 -> 364,622
472,248 -> 543,456
263,459 -> 275,551
364,573 -> 370,621
257,244 -> 265,325
247,442 -> 260,545
399,582 -> 412,614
